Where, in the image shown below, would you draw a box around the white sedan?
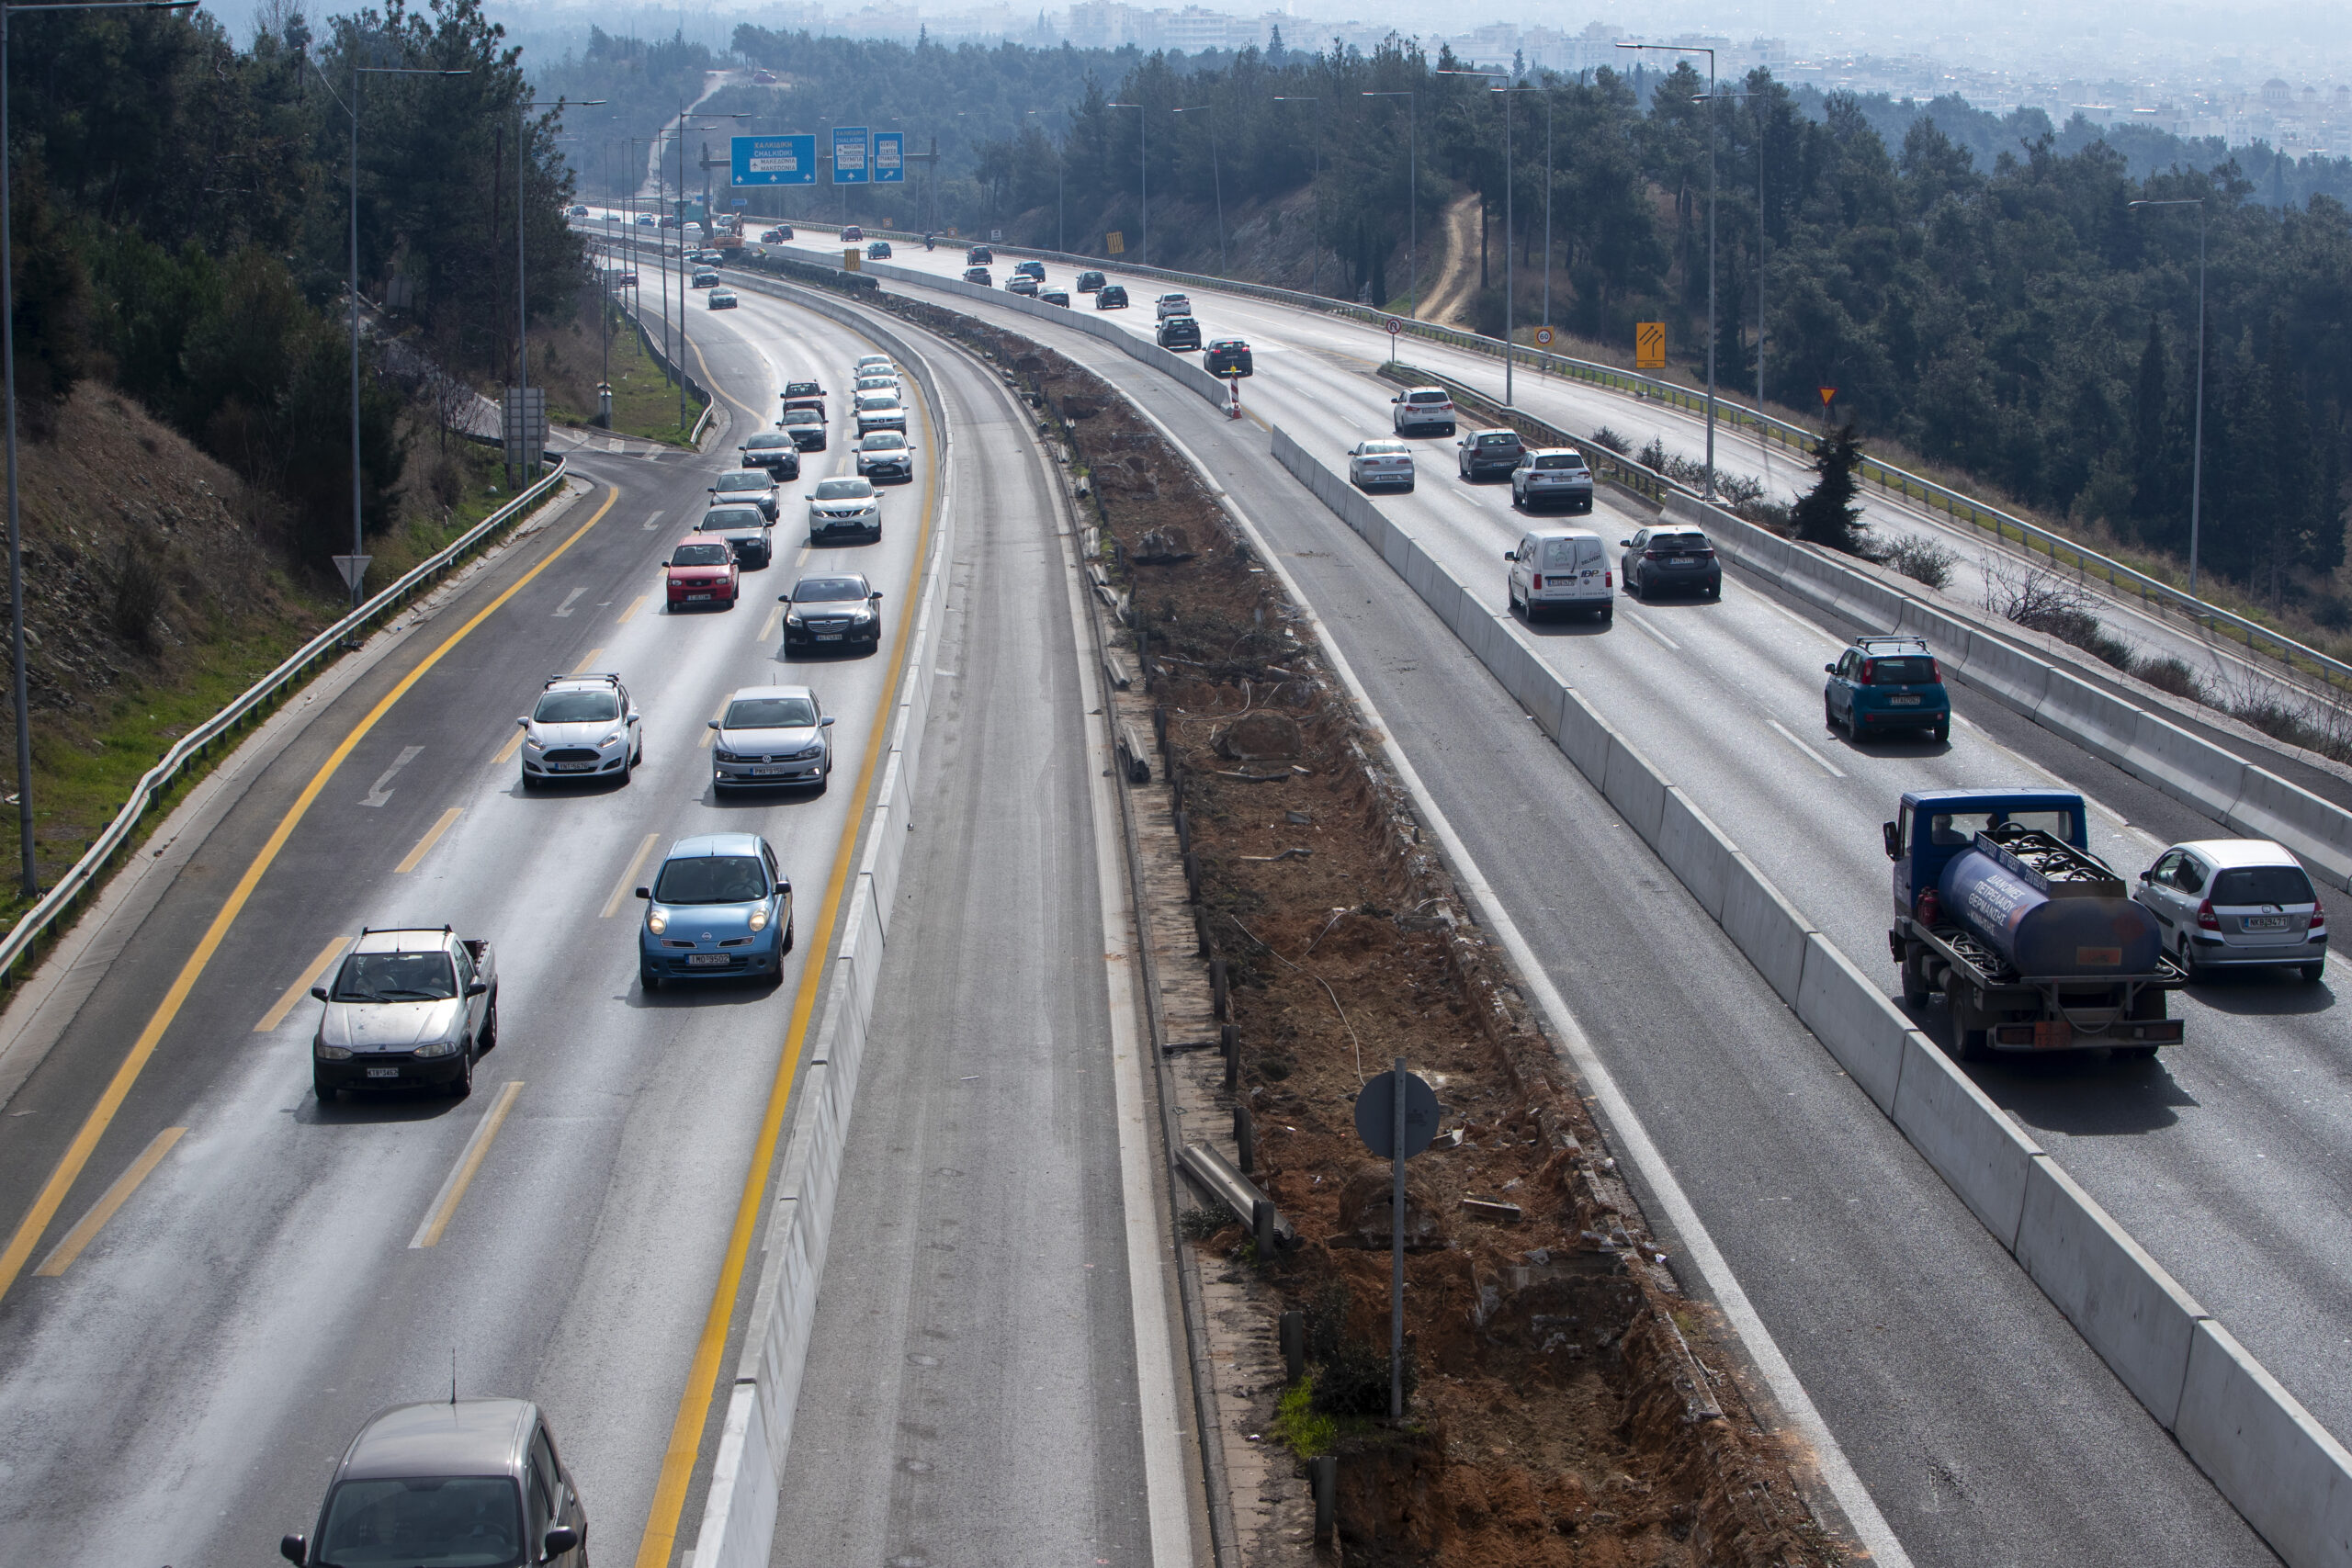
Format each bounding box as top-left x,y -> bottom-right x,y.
1347,439 -> 1416,492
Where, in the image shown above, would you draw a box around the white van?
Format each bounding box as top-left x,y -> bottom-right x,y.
1505,528 -> 1612,623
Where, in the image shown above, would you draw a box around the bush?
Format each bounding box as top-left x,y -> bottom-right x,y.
2137,656 -> 2205,700
1876,535 -> 1961,590
1310,1338 -> 1417,1417
1589,425 -> 1630,455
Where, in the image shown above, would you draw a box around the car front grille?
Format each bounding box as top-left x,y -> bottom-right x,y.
543,748 -> 600,763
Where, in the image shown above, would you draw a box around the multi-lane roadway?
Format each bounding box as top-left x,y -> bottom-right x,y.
0,274 -> 1163,1568
771,237 -> 2336,1564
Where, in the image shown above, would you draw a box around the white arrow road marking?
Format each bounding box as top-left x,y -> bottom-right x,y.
360,746 -> 424,807
552,587 -> 588,618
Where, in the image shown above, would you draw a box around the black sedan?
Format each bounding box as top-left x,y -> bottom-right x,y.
1204,336 -> 1253,378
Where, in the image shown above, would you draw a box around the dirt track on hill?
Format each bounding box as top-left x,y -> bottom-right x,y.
1422,194 -> 1484,330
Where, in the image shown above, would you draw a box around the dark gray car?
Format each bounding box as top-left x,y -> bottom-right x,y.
1456,427 -> 1525,479
781,572 -> 885,655
1619,526 -> 1722,600
696,503 -> 775,569
710,470 -> 780,521
281,1398 -> 586,1568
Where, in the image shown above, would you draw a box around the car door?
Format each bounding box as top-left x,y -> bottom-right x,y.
1512,534 -> 1537,600
2142,850 -> 2184,930
620,682 -> 641,757
1829,651 -> 1859,725
1511,452 -> 1532,499
1623,527 -> 1649,583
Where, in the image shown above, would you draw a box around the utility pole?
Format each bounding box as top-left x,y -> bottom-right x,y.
1623,42 -> 1718,500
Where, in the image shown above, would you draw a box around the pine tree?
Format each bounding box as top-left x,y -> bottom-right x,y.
2129,316 -> 2169,534
1792,423 -> 1866,553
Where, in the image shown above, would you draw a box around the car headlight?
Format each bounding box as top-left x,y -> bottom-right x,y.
523,735 -> 544,751
600,730 -> 625,749
853,608 -> 875,623
647,909 -> 669,936
794,743 -> 825,761
715,748 -> 741,763
414,1036 -> 462,1058
748,907 -> 770,933
785,613 -> 805,627
315,1043 -> 352,1060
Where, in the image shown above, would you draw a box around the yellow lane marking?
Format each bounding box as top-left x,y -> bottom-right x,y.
697,696 -> 729,749
394,807 -> 465,874
629,337 -> 942,1568
494,725 -> 528,765
603,833 -> 662,919
408,1081 -> 525,1249
33,1127 -> 186,1277
254,938 -> 353,1032
757,604 -> 785,641
576,647 -> 605,671
617,594 -> 649,625
0,487 -> 620,1305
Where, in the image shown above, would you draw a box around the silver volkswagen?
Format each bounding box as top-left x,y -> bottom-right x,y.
710,685 -> 834,791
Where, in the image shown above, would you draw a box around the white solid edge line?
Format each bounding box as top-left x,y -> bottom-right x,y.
1114,393 -> 1914,1568
1038,393 -> 1197,1568
1766,718 -> 1848,779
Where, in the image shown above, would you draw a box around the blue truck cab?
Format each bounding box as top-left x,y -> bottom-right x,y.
1884,788 -> 2182,1060
1826,634 -> 1951,742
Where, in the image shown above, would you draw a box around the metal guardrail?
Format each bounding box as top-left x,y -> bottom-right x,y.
0,459 -> 571,986
848,226 -> 2352,695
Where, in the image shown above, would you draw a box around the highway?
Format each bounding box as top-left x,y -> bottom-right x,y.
777,244 -> 2316,1565
0,268 -> 1159,1568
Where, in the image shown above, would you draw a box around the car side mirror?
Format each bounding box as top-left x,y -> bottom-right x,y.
2139,870 -> 2154,882
516,716 -> 527,727
634,887 -> 651,900
311,987 -> 329,1002
543,1525 -> 581,1559
465,980 -> 489,998
871,591 -> 885,601
737,446 -> 747,452
1502,550 -> 1517,562
778,594 -> 791,604
707,719 -> 721,729
1390,395 -> 1402,403
1618,539 -> 1632,547
1882,822 -> 1902,862
820,716 -> 836,727
280,1535 -> 308,1565
1824,663 -> 1838,675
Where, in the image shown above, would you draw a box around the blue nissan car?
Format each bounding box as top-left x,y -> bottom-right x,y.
636,833 -> 793,989
1824,633 -> 1951,743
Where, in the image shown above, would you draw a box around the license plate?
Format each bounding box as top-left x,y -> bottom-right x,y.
686,953 -> 730,967
752,766 -> 783,775
686,592 -> 711,602
1889,695 -> 1921,705
1669,557 -> 1694,565
366,1066 -> 400,1079
816,633 -> 842,641
2245,915 -> 2290,931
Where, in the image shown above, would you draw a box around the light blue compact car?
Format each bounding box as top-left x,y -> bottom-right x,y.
636,833 -> 793,990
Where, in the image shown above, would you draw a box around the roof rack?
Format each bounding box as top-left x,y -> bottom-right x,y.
1855,633 -> 1930,649
544,671 -> 623,688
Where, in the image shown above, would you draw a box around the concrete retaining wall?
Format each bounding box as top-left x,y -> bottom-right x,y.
1268,420 -> 2352,1568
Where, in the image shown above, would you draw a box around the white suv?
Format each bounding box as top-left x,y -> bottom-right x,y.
1390,386 -> 1456,436
1155,292 -> 1192,321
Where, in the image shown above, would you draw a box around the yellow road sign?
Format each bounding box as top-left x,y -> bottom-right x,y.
1635,321 -> 1666,369
1106,230 -> 1125,255
844,250 -> 862,271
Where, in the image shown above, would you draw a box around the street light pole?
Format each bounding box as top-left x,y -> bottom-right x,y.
1106,102 -> 1147,265
2135,197 -> 2201,602
1438,70 -> 1534,402
1174,106 -> 1225,273
1623,42 -> 1717,500
1363,89 -> 1416,316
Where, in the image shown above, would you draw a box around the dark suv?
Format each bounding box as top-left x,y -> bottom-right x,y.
967,243 -> 994,265
1619,525 -> 1721,599
1456,427 -> 1526,480
1096,283 -> 1129,309
1156,315 -> 1203,351
1204,337 -> 1253,378
1012,259 -> 1046,281
1077,270 -> 1106,292
281,1399 -> 587,1568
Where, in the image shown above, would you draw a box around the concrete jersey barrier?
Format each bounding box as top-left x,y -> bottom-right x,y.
1264,420 -> 2352,1568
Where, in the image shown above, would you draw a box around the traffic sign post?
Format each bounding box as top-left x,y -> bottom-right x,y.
1105,230 -> 1125,256
331,554 -> 372,594
729,134 -> 816,186
1533,325 -> 1555,347
831,126 -> 870,185
1635,321 -> 1666,370
1355,1059 -> 1441,1419
872,130 -> 905,183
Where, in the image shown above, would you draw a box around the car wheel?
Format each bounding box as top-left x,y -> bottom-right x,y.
2302,961 -> 2326,983
1599,606 -> 1613,624
640,964 -> 662,992
445,1044 -> 473,1099
479,1001 -> 499,1054
618,750 -> 633,786
2177,937 -> 2202,984
1900,958 -> 1932,1008
1932,719 -> 1951,744
1825,696 -> 1839,732
520,769 -> 537,792
782,918 -> 796,956
313,1072 -> 338,1105
1705,580 -> 1721,599
1401,479 -> 1414,493
1627,570 -> 1644,601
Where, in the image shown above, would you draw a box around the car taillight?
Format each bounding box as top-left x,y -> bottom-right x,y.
1645,550 -> 1664,559
1928,658 -> 1942,682
2312,896 -> 2326,931
2197,899 -> 2221,931
1603,570 -> 1612,588
1860,659 -> 1878,685
1532,574 -> 1544,590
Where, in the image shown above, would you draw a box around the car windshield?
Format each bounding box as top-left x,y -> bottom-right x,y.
317,1475 -> 523,1568
1539,537 -> 1595,569
781,411 -> 821,425
533,691 -> 618,724
795,577 -> 869,602
701,508 -> 763,530
1478,434 -> 1519,447
786,383 -> 820,396
1408,391 -> 1445,404
715,474 -> 767,493
724,696 -> 817,728
654,854 -> 769,905
672,543 -> 729,567
1652,533 -> 1708,550
861,433 -> 906,450
1534,454 -> 1586,470
1865,657 -> 1937,685
2211,865 -> 2315,905
1362,442 -> 1407,455
746,434 -> 787,449
858,395 -> 901,409
333,952 -> 458,1003
814,479 -> 875,500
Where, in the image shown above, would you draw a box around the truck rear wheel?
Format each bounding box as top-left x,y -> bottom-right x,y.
1957,1028 -> 1992,1063
1900,957 -> 1933,1009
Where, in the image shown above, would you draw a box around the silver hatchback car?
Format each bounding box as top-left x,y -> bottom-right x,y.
711,685 -> 835,790
2134,839 -> 2327,981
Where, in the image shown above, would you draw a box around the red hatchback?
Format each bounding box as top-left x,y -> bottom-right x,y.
666,538 -> 740,610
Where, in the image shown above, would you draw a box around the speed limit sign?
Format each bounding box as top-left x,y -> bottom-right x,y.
1533,326 -> 1555,347
1385,316 -> 1404,336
